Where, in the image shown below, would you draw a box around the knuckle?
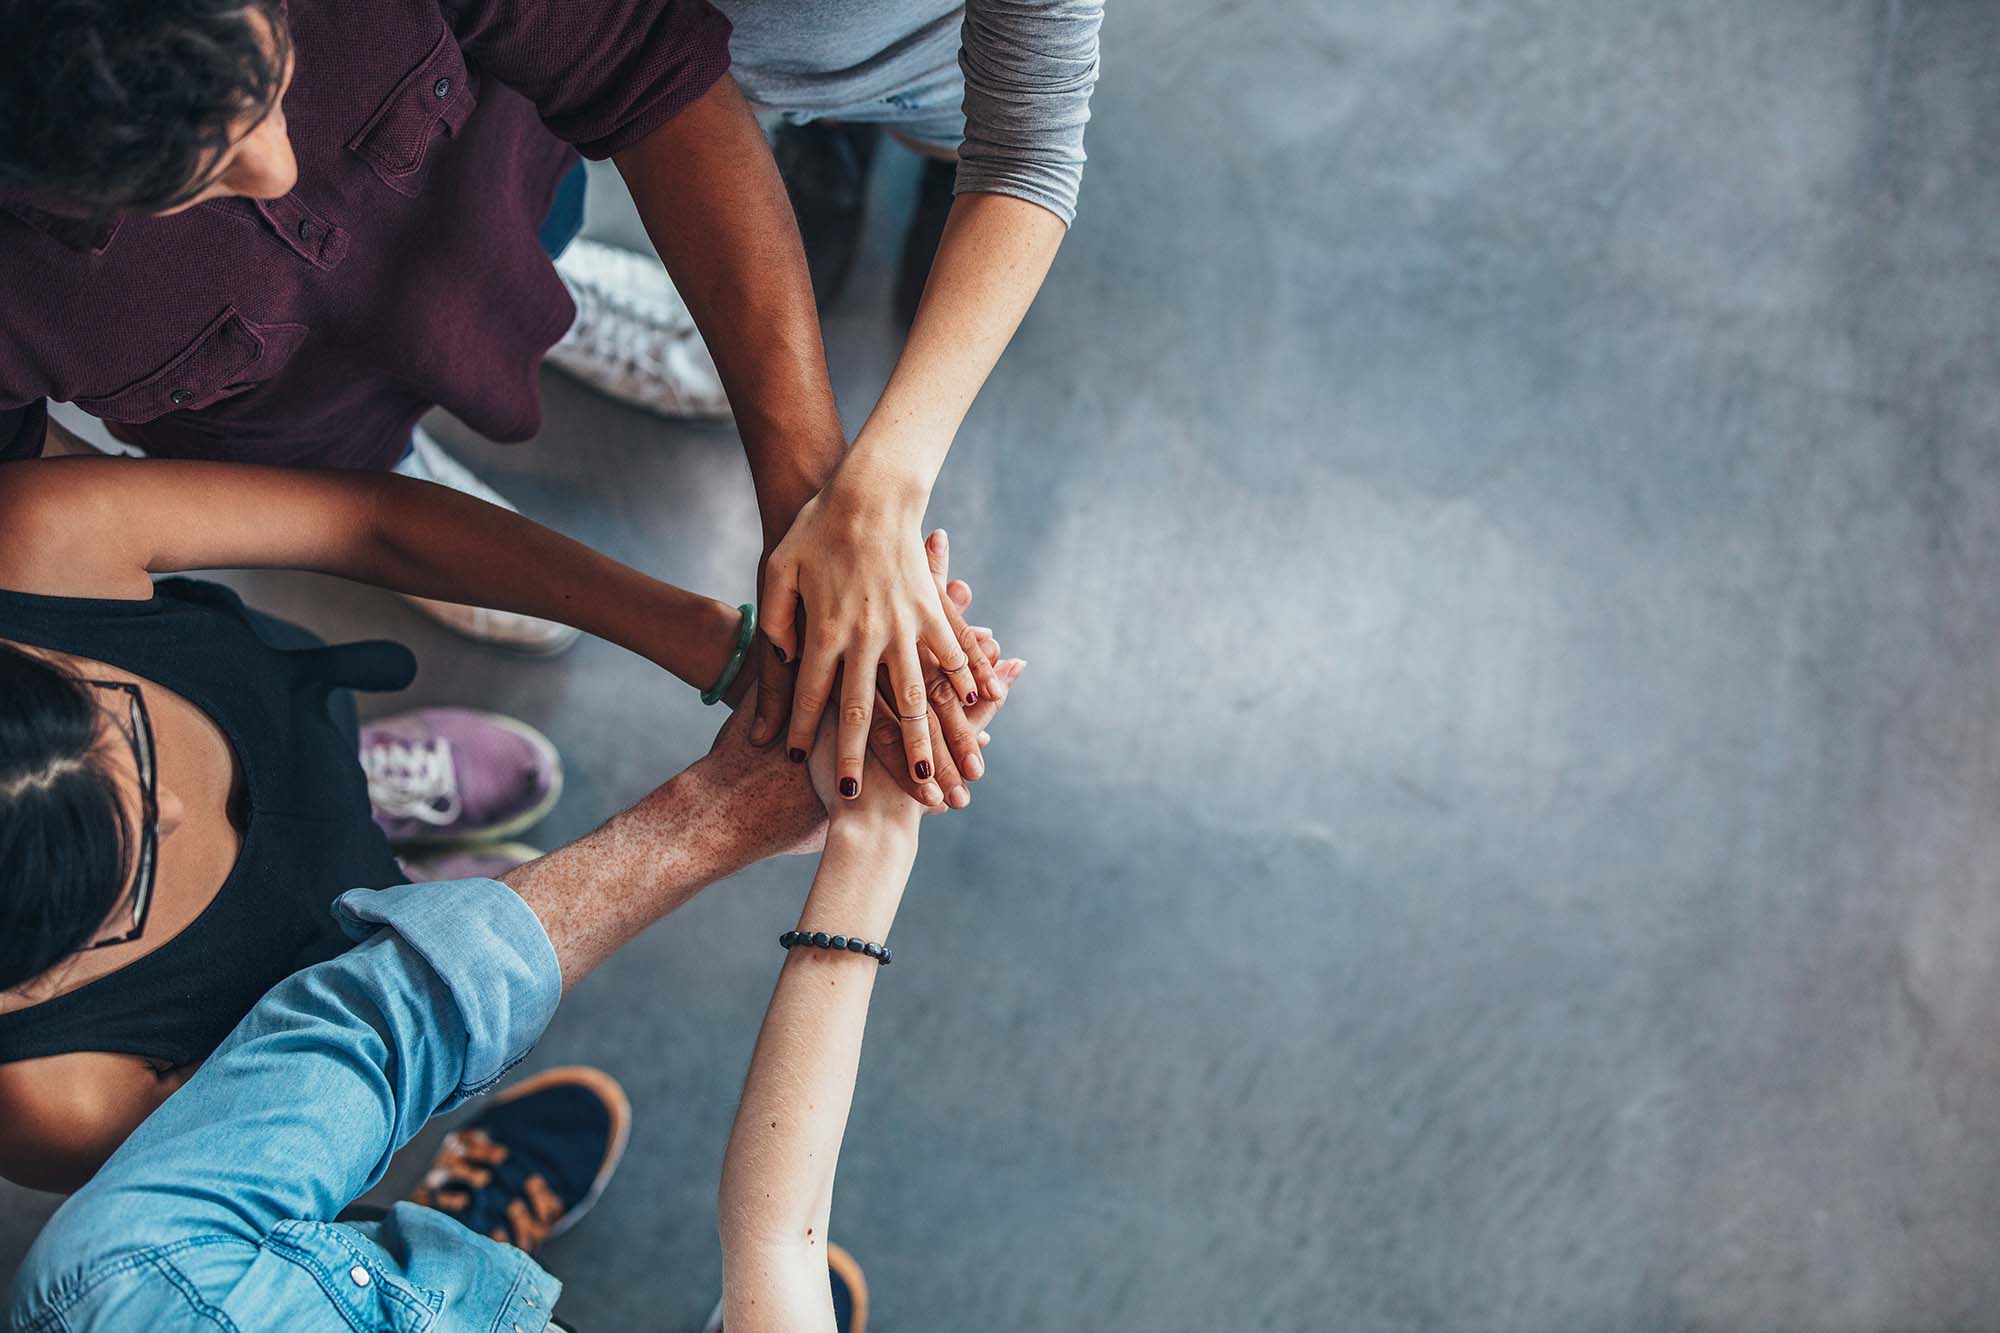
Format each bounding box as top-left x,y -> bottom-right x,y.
900,680 -> 930,711
794,688 -> 829,714
928,674 -> 960,708
841,703 -> 872,727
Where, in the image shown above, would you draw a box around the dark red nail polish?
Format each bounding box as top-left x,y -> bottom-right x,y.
915,760 -> 932,780
788,747 -> 806,763
966,691 -> 979,705
840,777 -> 859,799
772,643 -> 788,663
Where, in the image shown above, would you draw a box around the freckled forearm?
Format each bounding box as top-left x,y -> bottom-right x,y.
503,768 -> 764,992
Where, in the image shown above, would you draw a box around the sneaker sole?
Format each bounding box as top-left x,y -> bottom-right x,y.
399,593 -> 583,656
491,1065 -> 632,1243
389,711 -> 565,849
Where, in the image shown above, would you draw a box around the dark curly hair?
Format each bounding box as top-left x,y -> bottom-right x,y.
0,0 -> 291,216
0,643 -> 136,992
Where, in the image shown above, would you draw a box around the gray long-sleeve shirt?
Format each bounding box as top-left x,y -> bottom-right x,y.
715,0 -> 1104,224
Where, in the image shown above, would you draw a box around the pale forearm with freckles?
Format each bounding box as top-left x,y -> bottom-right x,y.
846,192 -> 1067,495
717,820 -> 918,1333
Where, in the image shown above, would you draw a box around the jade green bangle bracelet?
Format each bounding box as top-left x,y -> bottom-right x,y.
701,603 -> 757,705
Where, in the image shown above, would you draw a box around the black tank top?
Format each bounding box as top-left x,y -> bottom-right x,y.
0,577 -> 415,1068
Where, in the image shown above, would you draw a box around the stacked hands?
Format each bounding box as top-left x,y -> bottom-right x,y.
728,525 -> 1025,815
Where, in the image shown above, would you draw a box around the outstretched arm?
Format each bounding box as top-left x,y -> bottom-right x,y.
715,652 -> 1023,1333
718,816 -> 916,1333
752,0 -> 1102,796
0,456 -> 744,690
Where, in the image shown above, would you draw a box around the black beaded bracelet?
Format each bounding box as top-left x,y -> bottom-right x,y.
780,929 -> 891,965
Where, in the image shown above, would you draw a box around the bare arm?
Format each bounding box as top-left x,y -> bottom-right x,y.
613,75 -> 846,542
499,706 -> 828,992
717,815 -> 917,1333
0,457 -> 743,691
843,193 -> 1066,496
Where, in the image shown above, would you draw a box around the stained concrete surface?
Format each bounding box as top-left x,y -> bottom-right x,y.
11,1 -> 2000,1329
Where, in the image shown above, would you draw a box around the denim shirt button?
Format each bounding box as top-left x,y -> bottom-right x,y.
348,1264 -> 371,1287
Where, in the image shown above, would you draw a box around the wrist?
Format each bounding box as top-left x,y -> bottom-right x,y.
748,426 -> 846,541
645,594 -> 744,691
822,815 -> 918,867
823,451 -> 930,521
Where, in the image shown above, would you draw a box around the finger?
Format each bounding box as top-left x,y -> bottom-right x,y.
925,534 -> 1003,705
757,555 -> 801,666
784,633 -> 839,764
925,652 -> 985,783
867,688 -> 947,808
884,667 -> 969,808
924,528 -> 996,696
749,633 -> 794,747
928,702 -> 971,808
965,658 -> 1025,731
884,636 -> 941,802
836,655 -> 877,799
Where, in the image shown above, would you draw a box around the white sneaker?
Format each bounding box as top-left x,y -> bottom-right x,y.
391,428 -> 581,655
546,237 -> 733,421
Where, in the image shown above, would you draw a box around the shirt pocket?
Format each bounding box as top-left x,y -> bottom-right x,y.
72,307 -> 309,423
348,23 -> 480,198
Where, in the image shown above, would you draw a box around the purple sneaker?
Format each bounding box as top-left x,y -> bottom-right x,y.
399,842 -> 543,882
362,708 -> 562,847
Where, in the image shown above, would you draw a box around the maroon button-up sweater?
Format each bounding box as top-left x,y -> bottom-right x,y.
0,0 -> 732,470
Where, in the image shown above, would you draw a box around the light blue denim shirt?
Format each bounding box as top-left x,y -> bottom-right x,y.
8,878 -> 567,1333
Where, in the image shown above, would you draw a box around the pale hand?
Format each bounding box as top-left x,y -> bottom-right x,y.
757,466 -> 1006,801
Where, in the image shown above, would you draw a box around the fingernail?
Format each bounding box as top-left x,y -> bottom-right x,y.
948,786 -> 971,809
915,760 -> 932,780
966,691 -> 979,705
773,643 -> 787,664
977,731 -> 991,745
840,777 -> 859,799
921,784 -> 944,805
965,753 -> 985,779
788,747 -> 806,763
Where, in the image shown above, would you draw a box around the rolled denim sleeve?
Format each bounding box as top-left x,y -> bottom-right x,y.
956,0 -> 1104,225
10,878 -> 561,1332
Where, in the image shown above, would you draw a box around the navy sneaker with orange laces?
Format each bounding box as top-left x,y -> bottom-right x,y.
409,1066 -> 631,1255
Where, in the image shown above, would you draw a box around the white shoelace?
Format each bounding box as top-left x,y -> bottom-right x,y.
364,736 -> 463,826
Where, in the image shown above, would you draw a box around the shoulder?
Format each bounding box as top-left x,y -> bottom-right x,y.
0,1051 -> 179,1192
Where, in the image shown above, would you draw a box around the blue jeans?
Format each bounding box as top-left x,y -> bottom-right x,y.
8,879 -> 571,1332
539,160 -> 589,261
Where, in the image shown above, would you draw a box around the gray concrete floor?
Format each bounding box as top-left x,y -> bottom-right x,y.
11,0 -> 2000,1328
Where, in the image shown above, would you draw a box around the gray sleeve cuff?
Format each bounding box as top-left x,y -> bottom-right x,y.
334,878 -> 561,1101
955,0 -> 1104,226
